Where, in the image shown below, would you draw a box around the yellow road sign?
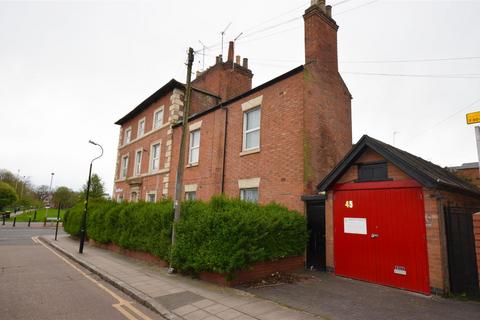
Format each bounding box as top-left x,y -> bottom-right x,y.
466,111 -> 480,125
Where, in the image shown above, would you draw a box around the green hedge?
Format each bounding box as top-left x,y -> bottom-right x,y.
63,196 -> 307,275
171,197 -> 307,276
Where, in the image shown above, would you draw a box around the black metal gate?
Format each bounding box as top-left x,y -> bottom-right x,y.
306,200 -> 326,271
444,206 -> 479,295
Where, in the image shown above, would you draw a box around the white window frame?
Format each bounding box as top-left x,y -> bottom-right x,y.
240,188 -> 259,203
185,191 -> 197,201
134,149 -> 142,176
153,107 -> 164,129
150,141 -> 161,172
146,192 -> 156,203
124,127 -> 132,145
120,155 -> 129,179
137,118 -> 145,137
243,107 -> 261,151
188,129 -> 201,165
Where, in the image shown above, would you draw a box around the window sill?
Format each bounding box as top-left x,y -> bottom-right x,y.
240,148 -> 260,156
187,163 -> 199,168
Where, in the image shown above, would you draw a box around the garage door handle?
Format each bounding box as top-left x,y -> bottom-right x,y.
371,233 -> 379,238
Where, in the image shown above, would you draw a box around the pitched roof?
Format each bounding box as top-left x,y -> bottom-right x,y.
317,135 -> 480,197
114,79 -> 184,125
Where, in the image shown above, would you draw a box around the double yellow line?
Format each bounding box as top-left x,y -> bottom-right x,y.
32,236 -> 153,320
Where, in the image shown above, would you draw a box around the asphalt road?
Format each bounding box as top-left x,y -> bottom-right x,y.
0,227 -> 163,320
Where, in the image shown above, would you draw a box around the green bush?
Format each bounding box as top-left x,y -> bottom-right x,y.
171,196 -> 307,276
63,202 -> 84,237
63,196 -> 307,276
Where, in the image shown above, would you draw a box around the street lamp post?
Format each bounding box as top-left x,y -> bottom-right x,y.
79,140 -> 103,254
45,173 -> 54,220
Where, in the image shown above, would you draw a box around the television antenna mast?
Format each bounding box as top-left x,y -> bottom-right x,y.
220,22 -> 232,59
198,40 -> 208,70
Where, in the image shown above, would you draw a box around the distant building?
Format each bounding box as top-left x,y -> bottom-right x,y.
449,162 -> 480,188
113,1 -> 352,213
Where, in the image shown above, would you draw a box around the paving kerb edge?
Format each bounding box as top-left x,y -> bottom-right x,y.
38,236 -> 180,320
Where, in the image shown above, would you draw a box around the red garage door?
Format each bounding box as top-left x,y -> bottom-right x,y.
333,181 -> 430,294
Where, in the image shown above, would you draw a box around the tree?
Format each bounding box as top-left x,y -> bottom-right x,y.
53,186 -> 78,208
80,173 -> 106,200
0,181 -> 18,210
35,185 -> 51,202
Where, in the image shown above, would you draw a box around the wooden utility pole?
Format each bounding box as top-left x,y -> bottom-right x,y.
169,48 -> 194,272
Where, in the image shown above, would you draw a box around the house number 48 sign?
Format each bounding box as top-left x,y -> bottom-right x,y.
345,200 -> 354,208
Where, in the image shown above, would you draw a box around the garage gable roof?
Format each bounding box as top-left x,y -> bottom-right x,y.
317,135 -> 480,197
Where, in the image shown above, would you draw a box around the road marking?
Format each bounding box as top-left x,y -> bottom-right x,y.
33,237 -> 153,320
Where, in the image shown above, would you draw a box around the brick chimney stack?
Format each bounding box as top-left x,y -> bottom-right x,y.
227,41 -> 235,62
304,0 -> 338,70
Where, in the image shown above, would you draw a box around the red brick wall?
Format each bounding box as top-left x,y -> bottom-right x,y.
304,5 -> 338,69
302,5 -> 352,195
453,167 -> 480,188
170,72 -> 308,213
474,213 -> 480,288
190,89 -> 220,115
114,92 -> 174,201
169,108 -> 226,200
192,61 -> 252,101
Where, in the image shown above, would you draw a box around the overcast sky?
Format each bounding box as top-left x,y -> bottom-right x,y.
1,0 -> 479,195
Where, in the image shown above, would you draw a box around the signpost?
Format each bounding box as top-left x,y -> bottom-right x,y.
466,111 -> 480,176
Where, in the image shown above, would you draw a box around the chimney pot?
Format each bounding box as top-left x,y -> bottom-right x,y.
227,41 -> 234,62
236,55 -> 241,64
242,58 -> 249,69
326,5 -> 332,17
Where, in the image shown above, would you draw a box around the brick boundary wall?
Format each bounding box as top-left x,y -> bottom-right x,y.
89,240 -> 169,267
474,213 -> 480,287
199,256 -> 304,287
89,239 -> 304,287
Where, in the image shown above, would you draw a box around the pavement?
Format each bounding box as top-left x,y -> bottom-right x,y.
242,271 -> 480,320
41,235 -> 323,320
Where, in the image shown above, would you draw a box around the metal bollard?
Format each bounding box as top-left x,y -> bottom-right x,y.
43,217 -> 46,227
28,217 -> 31,227
55,205 -> 61,241
13,217 -> 16,227
33,210 -> 37,221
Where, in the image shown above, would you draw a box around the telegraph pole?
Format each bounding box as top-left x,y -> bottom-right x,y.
169,48 -> 194,273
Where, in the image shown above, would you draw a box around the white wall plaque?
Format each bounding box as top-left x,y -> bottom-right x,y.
344,217 -> 367,235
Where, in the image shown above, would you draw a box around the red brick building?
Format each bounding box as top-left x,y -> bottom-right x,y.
317,135 -> 480,295
449,162 -> 480,189
113,1 -> 351,213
